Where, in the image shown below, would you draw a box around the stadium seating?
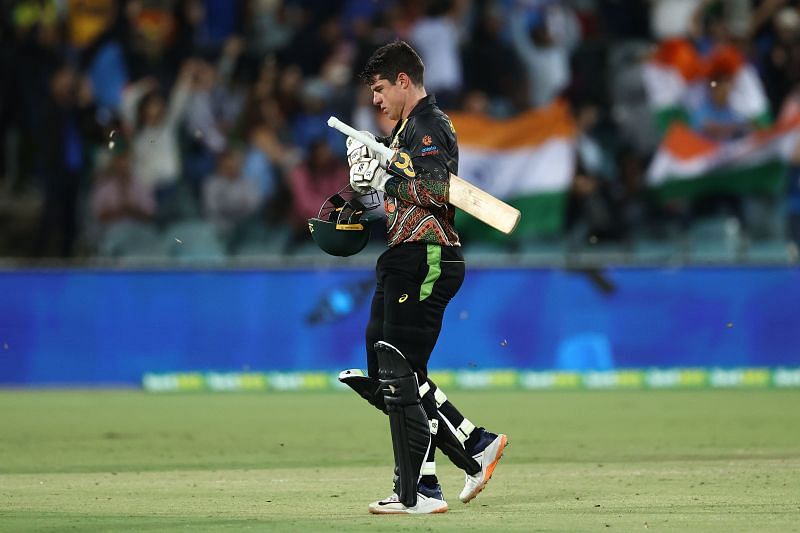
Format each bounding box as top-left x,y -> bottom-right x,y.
163,219 -> 226,262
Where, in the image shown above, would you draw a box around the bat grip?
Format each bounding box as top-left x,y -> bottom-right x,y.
327,116 -> 395,161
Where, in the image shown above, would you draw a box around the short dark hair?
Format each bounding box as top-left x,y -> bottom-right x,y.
359,41 -> 424,87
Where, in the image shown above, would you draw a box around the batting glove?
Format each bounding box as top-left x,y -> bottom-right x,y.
346,132 -> 386,168
349,157 -> 390,193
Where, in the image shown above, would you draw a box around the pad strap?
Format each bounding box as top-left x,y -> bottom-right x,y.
457,419 -> 476,444
420,386 -> 480,475
338,369 -> 386,413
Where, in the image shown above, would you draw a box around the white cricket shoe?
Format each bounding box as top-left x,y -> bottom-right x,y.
368,483 -> 448,514
459,430 -> 508,503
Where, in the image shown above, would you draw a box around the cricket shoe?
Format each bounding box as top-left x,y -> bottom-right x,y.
368,482 -> 448,514
459,429 -> 508,503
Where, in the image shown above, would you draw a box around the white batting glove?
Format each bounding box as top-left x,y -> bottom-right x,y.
349,157 -> 390,193
346,132 -> 386,168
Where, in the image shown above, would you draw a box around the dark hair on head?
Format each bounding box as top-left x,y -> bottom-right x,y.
359,40 -> 424,87
135,89 -> 163,130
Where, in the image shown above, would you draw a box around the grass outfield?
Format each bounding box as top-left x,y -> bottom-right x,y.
1,390 -> 799,531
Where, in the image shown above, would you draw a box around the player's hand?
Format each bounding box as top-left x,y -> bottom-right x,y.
349,157 -> 390,193
346,132 -> 386,168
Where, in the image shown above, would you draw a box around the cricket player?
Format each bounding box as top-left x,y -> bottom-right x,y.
340,41 -> 508,515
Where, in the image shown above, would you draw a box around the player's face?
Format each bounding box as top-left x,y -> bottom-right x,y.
370,76 -> 405,121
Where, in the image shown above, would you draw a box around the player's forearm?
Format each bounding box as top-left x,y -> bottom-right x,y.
385,175 -> 449,208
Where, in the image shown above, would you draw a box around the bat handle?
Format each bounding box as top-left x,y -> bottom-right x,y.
327,116 -> 395,161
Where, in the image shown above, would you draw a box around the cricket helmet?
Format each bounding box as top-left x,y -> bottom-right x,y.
308,187 -> 382,257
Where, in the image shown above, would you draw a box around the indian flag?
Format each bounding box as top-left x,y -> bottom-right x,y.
449,102 -> 577,240
642,38 -> 704,133
647,117 -> 800,199
643,40 -> 770,132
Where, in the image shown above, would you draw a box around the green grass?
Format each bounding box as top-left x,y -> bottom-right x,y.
1,389 -> 799,531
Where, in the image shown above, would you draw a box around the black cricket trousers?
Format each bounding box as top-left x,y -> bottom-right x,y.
365,242 -> 465,379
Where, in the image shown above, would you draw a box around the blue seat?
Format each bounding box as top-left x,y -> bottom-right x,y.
746,239 -> 794,263
98,221 -> 164,258
631,236 -> 683,263
688,217 -> 742,263
163,219 -> 226,262
232,223 -> 292,258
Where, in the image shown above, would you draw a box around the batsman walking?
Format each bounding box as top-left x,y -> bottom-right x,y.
338,41 -> 508,515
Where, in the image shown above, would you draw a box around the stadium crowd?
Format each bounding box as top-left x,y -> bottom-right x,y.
1,0 -> 799,261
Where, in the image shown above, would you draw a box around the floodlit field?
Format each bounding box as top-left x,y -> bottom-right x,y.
1,389 -> 798,531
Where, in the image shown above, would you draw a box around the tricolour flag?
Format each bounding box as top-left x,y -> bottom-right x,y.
642,38 -> 704,133
449,102 -> 576,240
642,40 -> 771,133
647,117 -> 800,199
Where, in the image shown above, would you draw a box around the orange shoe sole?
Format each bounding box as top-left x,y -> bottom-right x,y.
463,434 -> 508,503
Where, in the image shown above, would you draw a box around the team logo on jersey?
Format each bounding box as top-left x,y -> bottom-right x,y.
422,135 -> 433,146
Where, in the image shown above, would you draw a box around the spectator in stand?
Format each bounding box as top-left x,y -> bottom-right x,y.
236,82 -> 295,224
287,138 -> 349,243
291,77 -> 342,154
183,37 -> 248,197
565,161 -> 627,244
245,0 -> 294,57
65,0 -> 116,52
761,7 -> 800,115
461,90 -> 491,116
121,60 -> 198,221
242,94 -> 299,178
408,0 -> 469,109
67,0 -> 128,119
123,1 -> 181,88
33,64 -> 104,257
574,101 -> 614,180
511,0 -> 581,108
685,53 -> 753,228
461,1 -> 525,116
171,0 -> 243,58
688,70 -> 752,141
352,85 -> 385,135
649,0 -> 704,41
349,4 -> 397,88
5,0 -> 65,191
274,63 -> 304,122
280,10 -> 341,76
616,147 -> 652,233
202,147 -> 262,248
90,143 -> 155,226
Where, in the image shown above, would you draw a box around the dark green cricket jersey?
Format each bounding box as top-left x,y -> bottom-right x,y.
379,95 -> 461,247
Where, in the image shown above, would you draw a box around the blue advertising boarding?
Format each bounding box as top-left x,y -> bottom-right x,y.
1,267 -> 799,385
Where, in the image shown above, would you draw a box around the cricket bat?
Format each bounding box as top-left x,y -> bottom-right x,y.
327,116 -> 521,235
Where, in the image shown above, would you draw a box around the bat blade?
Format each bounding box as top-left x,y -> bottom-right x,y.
449,175 -> 521,235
